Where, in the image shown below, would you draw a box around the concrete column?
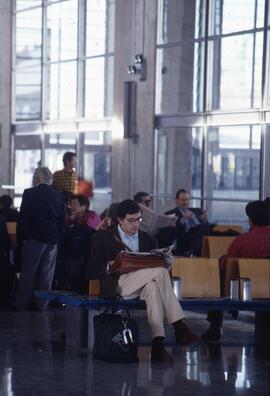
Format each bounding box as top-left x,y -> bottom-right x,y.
0,1 -> 12,195
111,0 -> 158,202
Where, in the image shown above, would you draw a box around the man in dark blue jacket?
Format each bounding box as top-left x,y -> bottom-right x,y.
14,167 -> 65,310
165,189 -> 210,255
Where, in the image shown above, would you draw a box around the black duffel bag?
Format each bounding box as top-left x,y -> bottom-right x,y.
92,296 -> 139,363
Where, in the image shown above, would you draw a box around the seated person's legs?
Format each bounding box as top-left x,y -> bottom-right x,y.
202,311 -> 223,341
118,267 -> 200,362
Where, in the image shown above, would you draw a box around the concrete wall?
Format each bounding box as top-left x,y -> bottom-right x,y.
0,1 -> 12,195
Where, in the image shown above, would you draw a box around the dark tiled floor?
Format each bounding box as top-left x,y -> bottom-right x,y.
0,307 -> 269,395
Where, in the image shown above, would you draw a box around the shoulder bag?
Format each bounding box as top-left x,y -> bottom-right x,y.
92,296 -> 139,363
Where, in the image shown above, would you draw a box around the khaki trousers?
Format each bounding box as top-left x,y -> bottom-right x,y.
117,267 -> 185,339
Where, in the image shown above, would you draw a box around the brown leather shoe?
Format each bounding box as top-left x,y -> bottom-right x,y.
174,320 -> 201,346
151,344 -> 174,363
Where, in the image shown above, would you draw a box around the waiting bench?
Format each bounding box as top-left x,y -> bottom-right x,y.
89,257 -> 221,298
35,290 -> 270,350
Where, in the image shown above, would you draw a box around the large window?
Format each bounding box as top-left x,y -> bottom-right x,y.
154,127 -> 203,212
155,0 -> 270,227
14,134 -> 41,205
13,0 -> 115,121
15,7 -> 42,120
208,29 -> 263,110
12,0 -> 115,210
13,131 -> 112,211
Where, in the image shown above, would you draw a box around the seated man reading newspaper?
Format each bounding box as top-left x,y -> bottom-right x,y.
87,199 -> 200,363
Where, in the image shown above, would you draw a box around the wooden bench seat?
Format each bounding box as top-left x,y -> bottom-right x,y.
6,221 -> 17,249
172,257 -> 220,298
201,236 -> 236,258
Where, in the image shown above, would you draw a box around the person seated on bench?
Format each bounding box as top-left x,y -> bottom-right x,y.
0,195 -> 19,222
87,199 -> 200,363
203,200 -> 270,341
165,189 -> 211,255
133,191 -> 177,245
67,194 -> 101,230
99,202 -> 120,231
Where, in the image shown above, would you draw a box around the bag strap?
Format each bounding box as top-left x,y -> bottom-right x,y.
103,294 -> 131,319
112,233 -> 133,252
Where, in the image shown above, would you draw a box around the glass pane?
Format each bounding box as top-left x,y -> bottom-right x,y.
208,32 -> 263,110
157,0 -> 206,44
47,0 -> 78,62
14,135 -> 41,194
86,0 -> 115,56
86,0 -> 106,56
47,61 -> 77,119
44,133 -> 77,173
16,7 -> 42,120
16,63 -> 42,120
16,7 -> 42,61
16,1 -> 42,11
85,58 -> 105,118
266,29 -> 270,106
206,125 -> 260,197
155,127 -> 203,202
81,132 -> 112,213
84,131 -> 112,145
84,151 -> 111,189
206,200 -> 250,230
209,0 -> 265,36
153,196 -> 202,216
156,43 -> 204,114
264,124 -> 270,197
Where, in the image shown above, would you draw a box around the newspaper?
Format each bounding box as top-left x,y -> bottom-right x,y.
139,204 -> 177,235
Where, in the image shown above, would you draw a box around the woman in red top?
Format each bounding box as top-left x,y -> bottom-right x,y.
68,194 -> 101,230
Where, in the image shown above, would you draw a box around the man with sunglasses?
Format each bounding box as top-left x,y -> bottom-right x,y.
134,191 -> 176,236
87,199 -> 199,363
133,191 -> 152,207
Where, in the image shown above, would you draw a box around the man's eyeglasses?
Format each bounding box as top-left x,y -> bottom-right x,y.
124,217 -> 143,224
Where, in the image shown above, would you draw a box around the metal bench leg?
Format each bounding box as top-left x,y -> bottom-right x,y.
255,312 -> 270,353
